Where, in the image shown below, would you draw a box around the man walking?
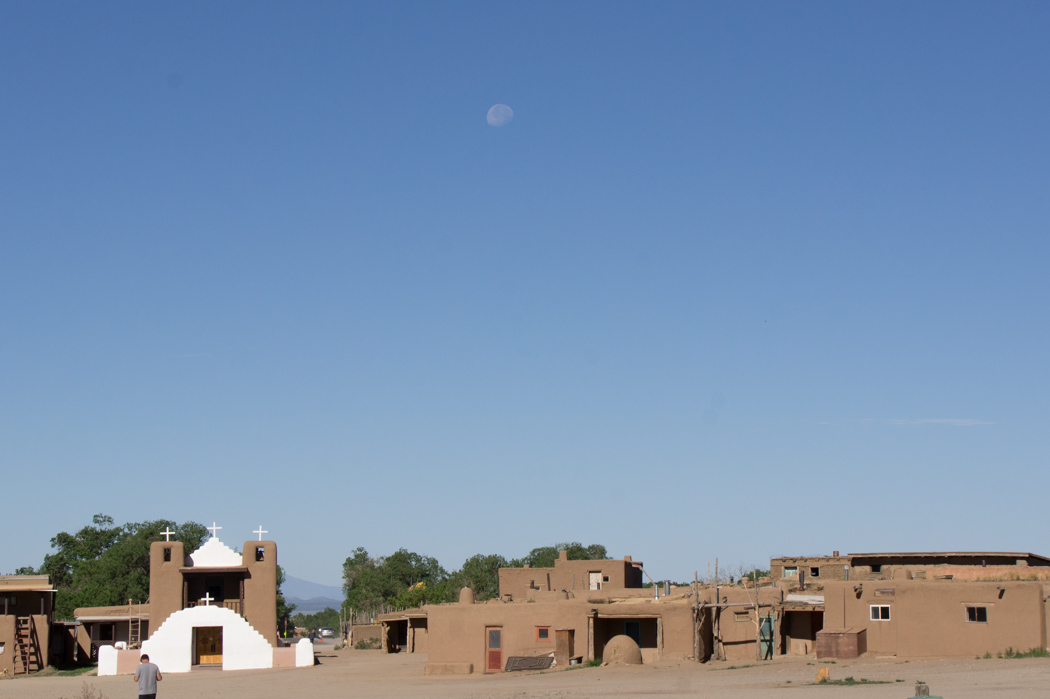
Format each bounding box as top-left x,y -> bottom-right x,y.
134,654 -> 162,699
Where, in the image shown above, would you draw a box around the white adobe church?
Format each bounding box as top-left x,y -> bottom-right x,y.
92,523 -> 313,674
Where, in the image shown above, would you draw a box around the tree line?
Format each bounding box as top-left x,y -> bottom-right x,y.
14,514 -> 295,630
342,542 -> 609,612
11,514 -> 612,627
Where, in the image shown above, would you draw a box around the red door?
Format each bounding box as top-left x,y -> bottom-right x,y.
486,627 -> 502,672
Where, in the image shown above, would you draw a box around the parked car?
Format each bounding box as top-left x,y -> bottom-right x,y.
320,627 -> 334,638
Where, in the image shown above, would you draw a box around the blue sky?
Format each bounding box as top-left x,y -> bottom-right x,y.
2,2 -> 1048,586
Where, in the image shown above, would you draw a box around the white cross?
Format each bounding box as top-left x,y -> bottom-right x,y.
253,526 -> 268,541
207,522 -> 222,538
161,527 -> 176,542
201,592 -> 214,606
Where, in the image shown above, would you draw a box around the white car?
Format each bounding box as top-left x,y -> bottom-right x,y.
320,627 -> 334,638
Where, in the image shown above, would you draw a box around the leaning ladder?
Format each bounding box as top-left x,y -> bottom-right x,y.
14,616 -> 37,674
129,601 -> 143,648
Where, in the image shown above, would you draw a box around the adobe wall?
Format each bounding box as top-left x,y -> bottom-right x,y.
499,558 -> 640,599
823,580 -> 1047,657
139,605 -> 273,673
148,541 -> 185,634
242,540 -> 278,645
0,615 -> 13,675
925,565 -> 1050,582
0,612 -> 50,675
425,596 -> 696,673
702,586 -> 782,660
771,557 -> 849,582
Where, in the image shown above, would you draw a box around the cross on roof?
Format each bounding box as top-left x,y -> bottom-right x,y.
253,525 -> 268,541
201,592 -> 214,606
161,527 -> 176,542
207,522 -> 222,538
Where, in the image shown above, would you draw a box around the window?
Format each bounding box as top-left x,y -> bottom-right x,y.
99,624 -> 115,641
0,642 -> 5,655
536,626 -> 551,642
783,566 -> 798,577
256,547 -> 265,561
810,567 -> 820,578
734,612 -> 750,623
163,548 -> 172,562
870,605 -> 891,621
870,565 -> 883,573
966,606 -> 988,623
603,576 -> 610,583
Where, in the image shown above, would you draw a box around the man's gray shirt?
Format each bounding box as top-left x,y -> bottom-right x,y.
136,661 -> 160,695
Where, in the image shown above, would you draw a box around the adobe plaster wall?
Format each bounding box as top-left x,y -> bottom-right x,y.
499,556 -> 641,599
425,595 -> 696,673
148,541 -> 185,633
823,580 -> 1048,657
242,540 -> 278,646
0,612 -> 50,675
139,605 -> 274,673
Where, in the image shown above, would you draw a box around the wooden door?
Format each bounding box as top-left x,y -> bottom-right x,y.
195,627 -> 223,665
589,572 -> 602,590
485,627 -> 502,672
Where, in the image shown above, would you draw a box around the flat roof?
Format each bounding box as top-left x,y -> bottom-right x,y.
0,575 -> 54,592
848,551 -> 1049,560
74,605 -> 149,621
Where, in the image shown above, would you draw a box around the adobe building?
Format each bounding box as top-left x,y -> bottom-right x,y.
498,551 -> 645,599
0,574 -> 55,675
72,603 -> 148,662
73,524 -> 314,674
820,578 -> 1050,658
771,551 -> 1050,586
384,551 -> 787,674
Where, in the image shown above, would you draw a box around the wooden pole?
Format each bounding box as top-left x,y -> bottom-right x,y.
692,570 -> 701,662
714,558 -> 721,661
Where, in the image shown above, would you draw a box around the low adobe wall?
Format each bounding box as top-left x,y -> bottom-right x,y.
926,566 -> 1050,582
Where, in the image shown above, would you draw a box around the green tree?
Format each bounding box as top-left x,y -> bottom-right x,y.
510,542 -> 608,568
456,553 -> 508,601
342,547 -> 456,612
13,566 -> 38,575
290,607 -> 340,632
39,514 -> 207,620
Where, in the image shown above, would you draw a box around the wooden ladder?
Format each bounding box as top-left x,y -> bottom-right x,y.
14,616 -> 38,674
129,601 -> 142,648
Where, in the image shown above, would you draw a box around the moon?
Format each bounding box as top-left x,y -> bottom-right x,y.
487,104 -> 514,127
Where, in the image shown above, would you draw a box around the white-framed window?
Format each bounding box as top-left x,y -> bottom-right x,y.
965,606 -> 988,623
870,605 -> 891,621
783,566 -> 798,577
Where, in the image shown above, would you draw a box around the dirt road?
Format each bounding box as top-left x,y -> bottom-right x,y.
4,648 -> 1049,698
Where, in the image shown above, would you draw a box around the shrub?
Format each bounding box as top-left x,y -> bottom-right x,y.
355,637 -> 382,650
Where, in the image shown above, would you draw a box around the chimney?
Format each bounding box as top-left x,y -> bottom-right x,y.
558,550 -> 568,562
833,551 -> 839,557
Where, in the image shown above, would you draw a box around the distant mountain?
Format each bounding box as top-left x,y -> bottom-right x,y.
282,575 -> 343,600
286,595 -> 343,614
282,576 -> 343,614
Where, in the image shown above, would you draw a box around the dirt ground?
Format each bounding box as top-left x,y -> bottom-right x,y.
4,647 -> 1050,699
